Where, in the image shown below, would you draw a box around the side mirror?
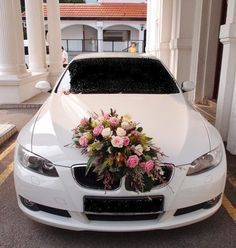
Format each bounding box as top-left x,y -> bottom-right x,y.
35,81 -> 52,93
181,81 -> 195,92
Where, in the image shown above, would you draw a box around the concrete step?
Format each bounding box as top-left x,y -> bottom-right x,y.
195,103 -> 216,126
0,92 -> 49,110
207,99 -> 217,109
0,123 -> 17,146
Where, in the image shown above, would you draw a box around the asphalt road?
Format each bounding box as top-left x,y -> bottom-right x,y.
0,108 -> 236,248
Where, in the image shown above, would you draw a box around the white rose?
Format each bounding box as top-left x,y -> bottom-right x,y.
145,146 -> 150,151
134,144 -> 143,156
116,127 -> 126,137
101,127 -> 112,138
121,121 -> 131,130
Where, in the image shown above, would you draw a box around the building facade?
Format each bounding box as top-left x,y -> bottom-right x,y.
146,0 -> 236,154
56,2 -> 146,60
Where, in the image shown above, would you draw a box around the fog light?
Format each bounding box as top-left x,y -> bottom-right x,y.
203,194 -> 221,209
20,196 -> 39,211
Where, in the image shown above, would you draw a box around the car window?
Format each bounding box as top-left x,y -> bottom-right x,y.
56,58 -> 179,94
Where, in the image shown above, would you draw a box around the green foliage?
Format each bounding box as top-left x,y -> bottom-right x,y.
72,109 -> 172,193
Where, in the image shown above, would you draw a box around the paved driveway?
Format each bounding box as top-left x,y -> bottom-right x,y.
0,108 -> 235,248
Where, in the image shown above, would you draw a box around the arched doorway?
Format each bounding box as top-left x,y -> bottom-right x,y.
103,24 -> 143,53
61,24 -> 98,60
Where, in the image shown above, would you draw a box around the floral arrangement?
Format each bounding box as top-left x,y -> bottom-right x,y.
72,109 -> 172,193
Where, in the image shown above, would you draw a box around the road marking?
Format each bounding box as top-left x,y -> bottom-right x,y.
0,162 -> 13,186
0,142 -> 16,162
223,194 -> 236,222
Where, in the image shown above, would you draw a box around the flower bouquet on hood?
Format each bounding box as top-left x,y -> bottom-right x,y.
72,109 -> 172,193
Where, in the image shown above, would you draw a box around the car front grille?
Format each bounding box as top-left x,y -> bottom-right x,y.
72,165 -> 173,190
86,213 -> 160,221
73,166 -> 121,190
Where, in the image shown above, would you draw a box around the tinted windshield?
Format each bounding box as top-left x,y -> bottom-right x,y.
56,57 -> 179,94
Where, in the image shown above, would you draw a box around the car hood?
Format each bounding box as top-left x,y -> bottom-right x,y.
30,93 -> 210,166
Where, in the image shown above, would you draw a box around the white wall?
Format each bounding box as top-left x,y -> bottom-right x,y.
61,25 -> 83,39
61,25 -> 83,52
99,0 -> 146,3
103,25 -> 140,52
106,25 -> 139,40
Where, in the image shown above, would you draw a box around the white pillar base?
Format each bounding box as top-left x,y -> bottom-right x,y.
0,72 -> 49,104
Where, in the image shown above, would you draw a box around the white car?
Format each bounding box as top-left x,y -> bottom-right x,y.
14,53 -> 226,231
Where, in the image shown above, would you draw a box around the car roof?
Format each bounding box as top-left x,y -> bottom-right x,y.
72,52 -> 158,61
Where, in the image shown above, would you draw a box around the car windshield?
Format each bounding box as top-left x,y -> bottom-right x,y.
56,57 -> 179,94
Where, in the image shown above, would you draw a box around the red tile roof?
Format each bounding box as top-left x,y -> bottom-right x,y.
42,3 -> 147,19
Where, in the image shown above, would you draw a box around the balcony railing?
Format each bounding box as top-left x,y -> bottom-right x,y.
62,39 -> 145,61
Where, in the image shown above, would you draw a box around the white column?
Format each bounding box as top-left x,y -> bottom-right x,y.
145,0 -> 151,53
169,0 -> 179,76
96,22 -> 104,52
138,27 -> 145,53
227,75 -> 236,154
0,0 -> 47,104
216,0 -> 236,142
189,0 -> 203,100
158,0 -> 173,68
170,0 -> 195,83
97,28 -> 103,52
146,0 -> 159,55
192,0 -> 223,104
14,0 -> 29,76
25,0 -> 47,73
0,0 -> 18,77
47,0 -> 63,82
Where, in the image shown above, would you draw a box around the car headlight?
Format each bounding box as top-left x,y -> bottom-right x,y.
17,145 -> 59,177
187,145 -> 223,176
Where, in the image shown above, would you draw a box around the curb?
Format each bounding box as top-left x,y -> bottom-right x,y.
0,104 -> 42,110
0,124 -> 17,146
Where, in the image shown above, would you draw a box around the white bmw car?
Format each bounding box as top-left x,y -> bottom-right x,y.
14,53 -> 226,231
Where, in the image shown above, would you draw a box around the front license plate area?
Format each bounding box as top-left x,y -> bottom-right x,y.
84,195 -> 164,214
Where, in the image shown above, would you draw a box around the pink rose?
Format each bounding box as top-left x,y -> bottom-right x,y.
126,155 -> 139,168
93,125 -> 104,137
103,112 -> 110,119
140,160 -> 155,172
111,136 -> 124,148
110,117 -> 119,127
80,118 -> 88,126
123,136 -> 130,146
79,136 -> 89,147
140,162 -> 146,169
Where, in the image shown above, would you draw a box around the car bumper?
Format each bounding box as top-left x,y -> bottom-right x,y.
14,153 -> 226,232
